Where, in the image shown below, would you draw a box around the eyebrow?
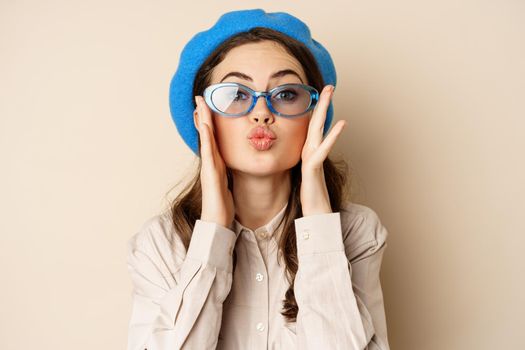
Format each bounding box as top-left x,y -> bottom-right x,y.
219,69 -> 304,84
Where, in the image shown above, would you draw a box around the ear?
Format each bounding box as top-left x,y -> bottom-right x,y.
193,107 -> 199,131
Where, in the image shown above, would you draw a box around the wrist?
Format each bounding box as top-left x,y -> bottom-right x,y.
301,205 -> 332,217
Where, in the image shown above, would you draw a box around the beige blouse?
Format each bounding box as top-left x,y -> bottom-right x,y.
126,201 -> 390,350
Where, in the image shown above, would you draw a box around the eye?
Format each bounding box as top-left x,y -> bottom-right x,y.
233,90 -> 249,101
274,89 -> 298,102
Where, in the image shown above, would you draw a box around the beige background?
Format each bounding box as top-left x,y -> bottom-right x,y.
1,0 -> 524,349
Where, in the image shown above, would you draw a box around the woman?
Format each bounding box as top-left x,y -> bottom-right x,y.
126,9 -> 390,350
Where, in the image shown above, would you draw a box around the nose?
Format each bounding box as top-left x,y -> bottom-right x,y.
248,95 -> 275,124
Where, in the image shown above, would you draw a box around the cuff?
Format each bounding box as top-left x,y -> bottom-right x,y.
186,220 -> 237,272
294,212 -> 344,256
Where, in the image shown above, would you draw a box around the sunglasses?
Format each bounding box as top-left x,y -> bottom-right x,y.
202,82 -> 319,118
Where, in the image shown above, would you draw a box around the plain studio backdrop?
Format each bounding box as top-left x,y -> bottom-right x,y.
1,1 -> 524,349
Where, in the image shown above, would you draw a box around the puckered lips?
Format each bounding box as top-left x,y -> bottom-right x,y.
247,126 -> 277,151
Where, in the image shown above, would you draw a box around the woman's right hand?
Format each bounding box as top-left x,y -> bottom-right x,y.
194,95 -> 235,229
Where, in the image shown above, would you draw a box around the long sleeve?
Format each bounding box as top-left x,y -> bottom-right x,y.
126,216 -> 237,350
293,207 -> 389,350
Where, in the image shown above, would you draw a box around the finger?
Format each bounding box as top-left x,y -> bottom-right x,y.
198,114 -> 213,161
196,99 -> 214,161
317,120 -> 346,160
202,96 -> 224,158
307,85 -> 334,146
197,96 -> 216,136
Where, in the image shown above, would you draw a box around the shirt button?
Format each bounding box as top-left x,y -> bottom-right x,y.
255,273 -> 264,282
257,230 -> 268,239
303,230 -> 310,240
256,322 -> 265,332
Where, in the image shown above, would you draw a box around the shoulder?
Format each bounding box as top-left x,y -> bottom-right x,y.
126,209 -> 186,276
339,201 -> 389,262
127,209 -> 177,252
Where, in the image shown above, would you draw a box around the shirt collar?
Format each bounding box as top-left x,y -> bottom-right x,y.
229,202 -> 288,240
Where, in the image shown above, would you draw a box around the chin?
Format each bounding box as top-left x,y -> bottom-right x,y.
225,147 -> 300,173
227,159 -> 285,177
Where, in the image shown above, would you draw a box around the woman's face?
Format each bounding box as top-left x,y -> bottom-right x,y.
207,40 -> 312,176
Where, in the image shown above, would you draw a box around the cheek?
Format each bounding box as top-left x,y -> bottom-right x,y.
289,128 -> 308,158
286,117 -> 310,149
213,118 -> 245,159
273,117 -> 310,166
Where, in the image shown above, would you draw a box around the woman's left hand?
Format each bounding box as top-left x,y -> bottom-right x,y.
300,84 -> 346,216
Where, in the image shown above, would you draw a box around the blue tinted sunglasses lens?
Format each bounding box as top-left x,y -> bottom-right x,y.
210,85 -> 251,115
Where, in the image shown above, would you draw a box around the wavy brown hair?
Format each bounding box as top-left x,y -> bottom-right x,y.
165,27 -> 351,323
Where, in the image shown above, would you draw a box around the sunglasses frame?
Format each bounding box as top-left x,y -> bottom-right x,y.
202,82 -> 319,118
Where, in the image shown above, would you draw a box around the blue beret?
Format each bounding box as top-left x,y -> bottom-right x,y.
168,8 -> 337,157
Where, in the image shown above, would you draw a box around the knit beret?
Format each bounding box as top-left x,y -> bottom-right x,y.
168,8 -> 337,156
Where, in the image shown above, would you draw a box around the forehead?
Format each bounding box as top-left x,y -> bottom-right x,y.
210,40 -> 307,84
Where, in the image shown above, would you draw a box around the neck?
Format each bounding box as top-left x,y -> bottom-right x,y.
231,169 -> 291,231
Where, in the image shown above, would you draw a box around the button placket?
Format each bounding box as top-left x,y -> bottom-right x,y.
249,228 -> 269,346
